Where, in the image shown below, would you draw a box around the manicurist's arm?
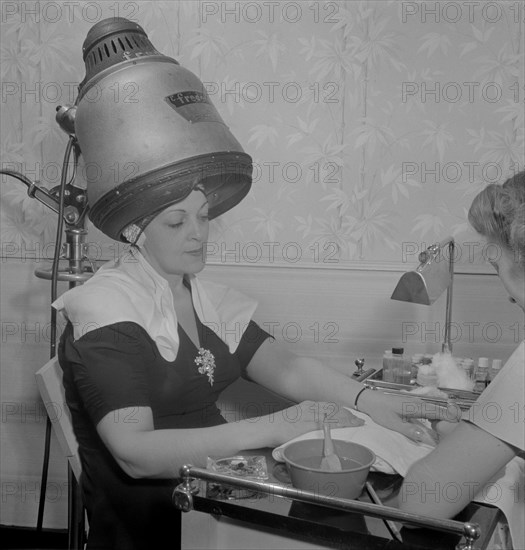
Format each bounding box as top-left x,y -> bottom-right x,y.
399,420 -> 518,518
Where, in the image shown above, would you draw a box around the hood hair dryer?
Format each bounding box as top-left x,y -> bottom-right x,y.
72,17 -> 252,241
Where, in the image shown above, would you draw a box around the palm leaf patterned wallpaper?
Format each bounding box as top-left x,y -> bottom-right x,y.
1,0 -> 523,270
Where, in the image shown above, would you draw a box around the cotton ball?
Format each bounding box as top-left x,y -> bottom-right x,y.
432,352 -> 475,391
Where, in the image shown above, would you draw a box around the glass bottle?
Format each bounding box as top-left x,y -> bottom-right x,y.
382,350 -> 394,382
488,359 -> 502,383
474,357 -> 489,391
392,348 -> 412,385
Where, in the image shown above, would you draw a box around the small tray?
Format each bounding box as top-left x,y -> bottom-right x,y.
205,455 -> 269,501
207,455 -> 269,480
362,369 -> 480,411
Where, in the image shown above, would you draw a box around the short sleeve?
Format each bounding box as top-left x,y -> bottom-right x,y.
60,322 -> 153,426
464,342 -> 525,452
234,320 -> 272,377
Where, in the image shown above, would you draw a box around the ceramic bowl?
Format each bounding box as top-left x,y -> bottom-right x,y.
282,439 -> 375,500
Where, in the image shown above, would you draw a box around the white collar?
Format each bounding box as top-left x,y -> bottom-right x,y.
53,248 -> 258,361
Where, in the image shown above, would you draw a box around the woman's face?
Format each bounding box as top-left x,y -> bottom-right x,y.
485,240 -> 525,311
141,190 -> 209,279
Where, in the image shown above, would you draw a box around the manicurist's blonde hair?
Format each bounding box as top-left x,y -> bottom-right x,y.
468,171 -> 525,267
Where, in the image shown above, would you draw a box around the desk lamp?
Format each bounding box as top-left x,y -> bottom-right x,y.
391,237 -> 455,353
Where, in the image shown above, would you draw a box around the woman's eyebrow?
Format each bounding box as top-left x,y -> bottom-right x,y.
162,202 -> 208,216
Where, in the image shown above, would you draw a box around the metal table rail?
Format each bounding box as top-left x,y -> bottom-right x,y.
174,465 -> 482,550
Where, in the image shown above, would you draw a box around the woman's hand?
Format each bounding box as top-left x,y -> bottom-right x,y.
268,400 -> 364,447
357,390 -> 461,445
246,341 -> 460,446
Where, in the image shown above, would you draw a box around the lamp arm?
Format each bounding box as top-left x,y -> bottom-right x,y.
418,235 -> 455,264
438,235 -> 455,249
443,239 -> 455,353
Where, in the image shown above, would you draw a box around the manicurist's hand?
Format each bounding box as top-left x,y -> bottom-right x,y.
356,390 -> 461,445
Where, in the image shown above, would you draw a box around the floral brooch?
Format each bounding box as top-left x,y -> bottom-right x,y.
195,347 -> 216,386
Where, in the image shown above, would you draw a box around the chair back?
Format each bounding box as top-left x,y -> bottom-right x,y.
35,356 -> 82,481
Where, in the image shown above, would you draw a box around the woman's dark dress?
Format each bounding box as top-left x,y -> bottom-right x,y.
58,314 -> 270,549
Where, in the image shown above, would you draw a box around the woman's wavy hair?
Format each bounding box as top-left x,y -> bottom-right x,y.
468,171 -> 525,267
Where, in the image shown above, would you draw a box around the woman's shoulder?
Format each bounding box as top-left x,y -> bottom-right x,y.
53,271 -> 148,340
58,277 -> 137,312
66,321 -> 153,350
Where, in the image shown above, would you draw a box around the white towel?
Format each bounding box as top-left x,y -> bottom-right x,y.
272,410 -> 434,476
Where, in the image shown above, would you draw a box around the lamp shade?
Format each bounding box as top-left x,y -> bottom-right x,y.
75,18 -> 252,241
390,267 -> 451,305
391,239 -> 453,305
